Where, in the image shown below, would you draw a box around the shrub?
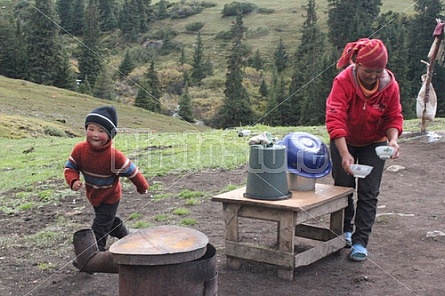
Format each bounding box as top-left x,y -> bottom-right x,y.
201,2 -> 217,8
246,27 -> 270,39
221,2 -> 257,17
170,4 -> 204,19
44,126 -> 66,137
257,7 -> 274,14
185,21 -> 205,32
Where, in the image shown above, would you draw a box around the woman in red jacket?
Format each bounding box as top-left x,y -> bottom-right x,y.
326,38 -> 404,262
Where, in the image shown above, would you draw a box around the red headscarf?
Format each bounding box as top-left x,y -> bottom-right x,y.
336,38 -> 388,69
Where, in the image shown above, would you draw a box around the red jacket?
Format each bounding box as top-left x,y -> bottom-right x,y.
64,140 -> 149,207
326,65 -> 403,146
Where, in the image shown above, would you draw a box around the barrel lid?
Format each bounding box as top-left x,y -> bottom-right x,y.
109,225 -> 208,266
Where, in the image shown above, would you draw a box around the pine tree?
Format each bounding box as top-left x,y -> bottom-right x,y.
78,76 -> 93,95
274,37 -> 288,73
406,0 -> 444,106
157,0 -> 169,19
0,14 -> 27,79
25,0 -> 74,87
375,12 -> 414,119
56,0 -> 73,34
327,0 -> 382,50
135,61 -> 162,112
70,0 -> 85,36
179,47 -> 187,65
118,50 -> 135,78
216,14 -> 254,128
250,49 -> 264,71
191,32 -> 206,85
98,0 -> 118,31
178,79 -> 194,123
264,69 -> 283,126
119,0 -> 153,41
93,67 -> 115,100
119,0 -> 138,41
259,79 -> 268,97
290,0 -> 329,126
78,0 -> 102,88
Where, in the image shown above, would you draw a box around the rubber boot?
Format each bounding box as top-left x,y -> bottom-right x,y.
109,216 -> 129,239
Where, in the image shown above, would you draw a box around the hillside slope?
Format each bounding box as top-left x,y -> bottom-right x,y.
0,75 -> 208,139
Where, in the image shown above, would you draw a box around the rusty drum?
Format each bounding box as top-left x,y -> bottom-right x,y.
109,225 -> 217,296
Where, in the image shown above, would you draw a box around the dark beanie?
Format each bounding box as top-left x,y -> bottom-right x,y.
85,106 -> 118,139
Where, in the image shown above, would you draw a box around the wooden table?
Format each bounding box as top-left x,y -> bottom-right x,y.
212,183 -> 354,280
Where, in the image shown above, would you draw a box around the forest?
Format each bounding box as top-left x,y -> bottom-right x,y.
0,0 -> 444,128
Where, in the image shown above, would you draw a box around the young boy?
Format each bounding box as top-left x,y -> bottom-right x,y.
64,105 -> 149,251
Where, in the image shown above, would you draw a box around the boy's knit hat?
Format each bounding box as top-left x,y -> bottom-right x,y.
337,38 -> 388,69
85,106 -> 118,139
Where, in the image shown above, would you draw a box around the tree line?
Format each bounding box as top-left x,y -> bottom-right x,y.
0,0 -> 443,129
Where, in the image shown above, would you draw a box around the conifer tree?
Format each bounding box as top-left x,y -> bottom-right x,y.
0,15 -> 27,79
118,50 -> 135,78
264,72 -> 280,126
78,0 -> 102,88
135,61 -> 162,112
93,67 -> 115,100
289,0 -> 328,126
25,0 -> 74,87
78,76 -> 93,95
119,0 -> 138,41
216,14 -> 253,128
406,0 -> 444,105
191,32 -> 206,85
157,0 -> 169,19
259,79 -> 268,97
56,0 -> 73,33
375,12 -> 414,119
178,76 -> 194,123
274,37 -> 288,73
98,0 -> 118,31
327,0 -> 381,50
70,0 -> 85,36
179,47 -> 187,65
250,49 -> 264,71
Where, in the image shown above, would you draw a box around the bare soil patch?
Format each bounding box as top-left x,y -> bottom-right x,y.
1,134 -> 445,296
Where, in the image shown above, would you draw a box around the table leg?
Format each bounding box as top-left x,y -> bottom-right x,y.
277,211 -> 295,280
223,203 -> 242,270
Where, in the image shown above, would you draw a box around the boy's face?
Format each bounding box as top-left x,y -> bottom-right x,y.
86,123 -> 109,147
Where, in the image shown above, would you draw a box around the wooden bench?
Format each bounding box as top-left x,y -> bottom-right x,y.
212,184 -> 354,280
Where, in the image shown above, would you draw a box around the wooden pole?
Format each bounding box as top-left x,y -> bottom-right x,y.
421,21 -> 444,133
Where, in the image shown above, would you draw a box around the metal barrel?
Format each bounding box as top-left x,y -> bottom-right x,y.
117,243 -> 218,296
72,228 -> 119,274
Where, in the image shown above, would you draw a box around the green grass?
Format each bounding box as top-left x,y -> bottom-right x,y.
132,221 -> 153,229
173,207 -> 190,216
1,118 -> 444,195
180,218 -> 198,226
154,214 -> 170,222
128,213 -> 143,220
178,189 -> 206,199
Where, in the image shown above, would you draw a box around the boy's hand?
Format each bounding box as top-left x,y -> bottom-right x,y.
72,180 -> 82,191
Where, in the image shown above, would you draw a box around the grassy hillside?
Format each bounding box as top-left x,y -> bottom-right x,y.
0,0 -> 418,127
0,76 -> 208,139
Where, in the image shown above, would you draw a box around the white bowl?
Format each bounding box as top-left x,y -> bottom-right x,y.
375,146 -> 395,160
349,164 -> 373,178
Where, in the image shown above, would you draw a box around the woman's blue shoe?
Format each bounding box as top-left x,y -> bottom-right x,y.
349,243 -> 368,262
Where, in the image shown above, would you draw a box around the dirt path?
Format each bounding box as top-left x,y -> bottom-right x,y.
1,134 -> 444,296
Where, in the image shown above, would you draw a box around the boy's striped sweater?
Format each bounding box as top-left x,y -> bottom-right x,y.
64,140 -> 149,207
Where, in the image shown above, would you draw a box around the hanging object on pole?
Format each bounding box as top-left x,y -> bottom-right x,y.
418,19 -> 444,133
416,61 -> 437,121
